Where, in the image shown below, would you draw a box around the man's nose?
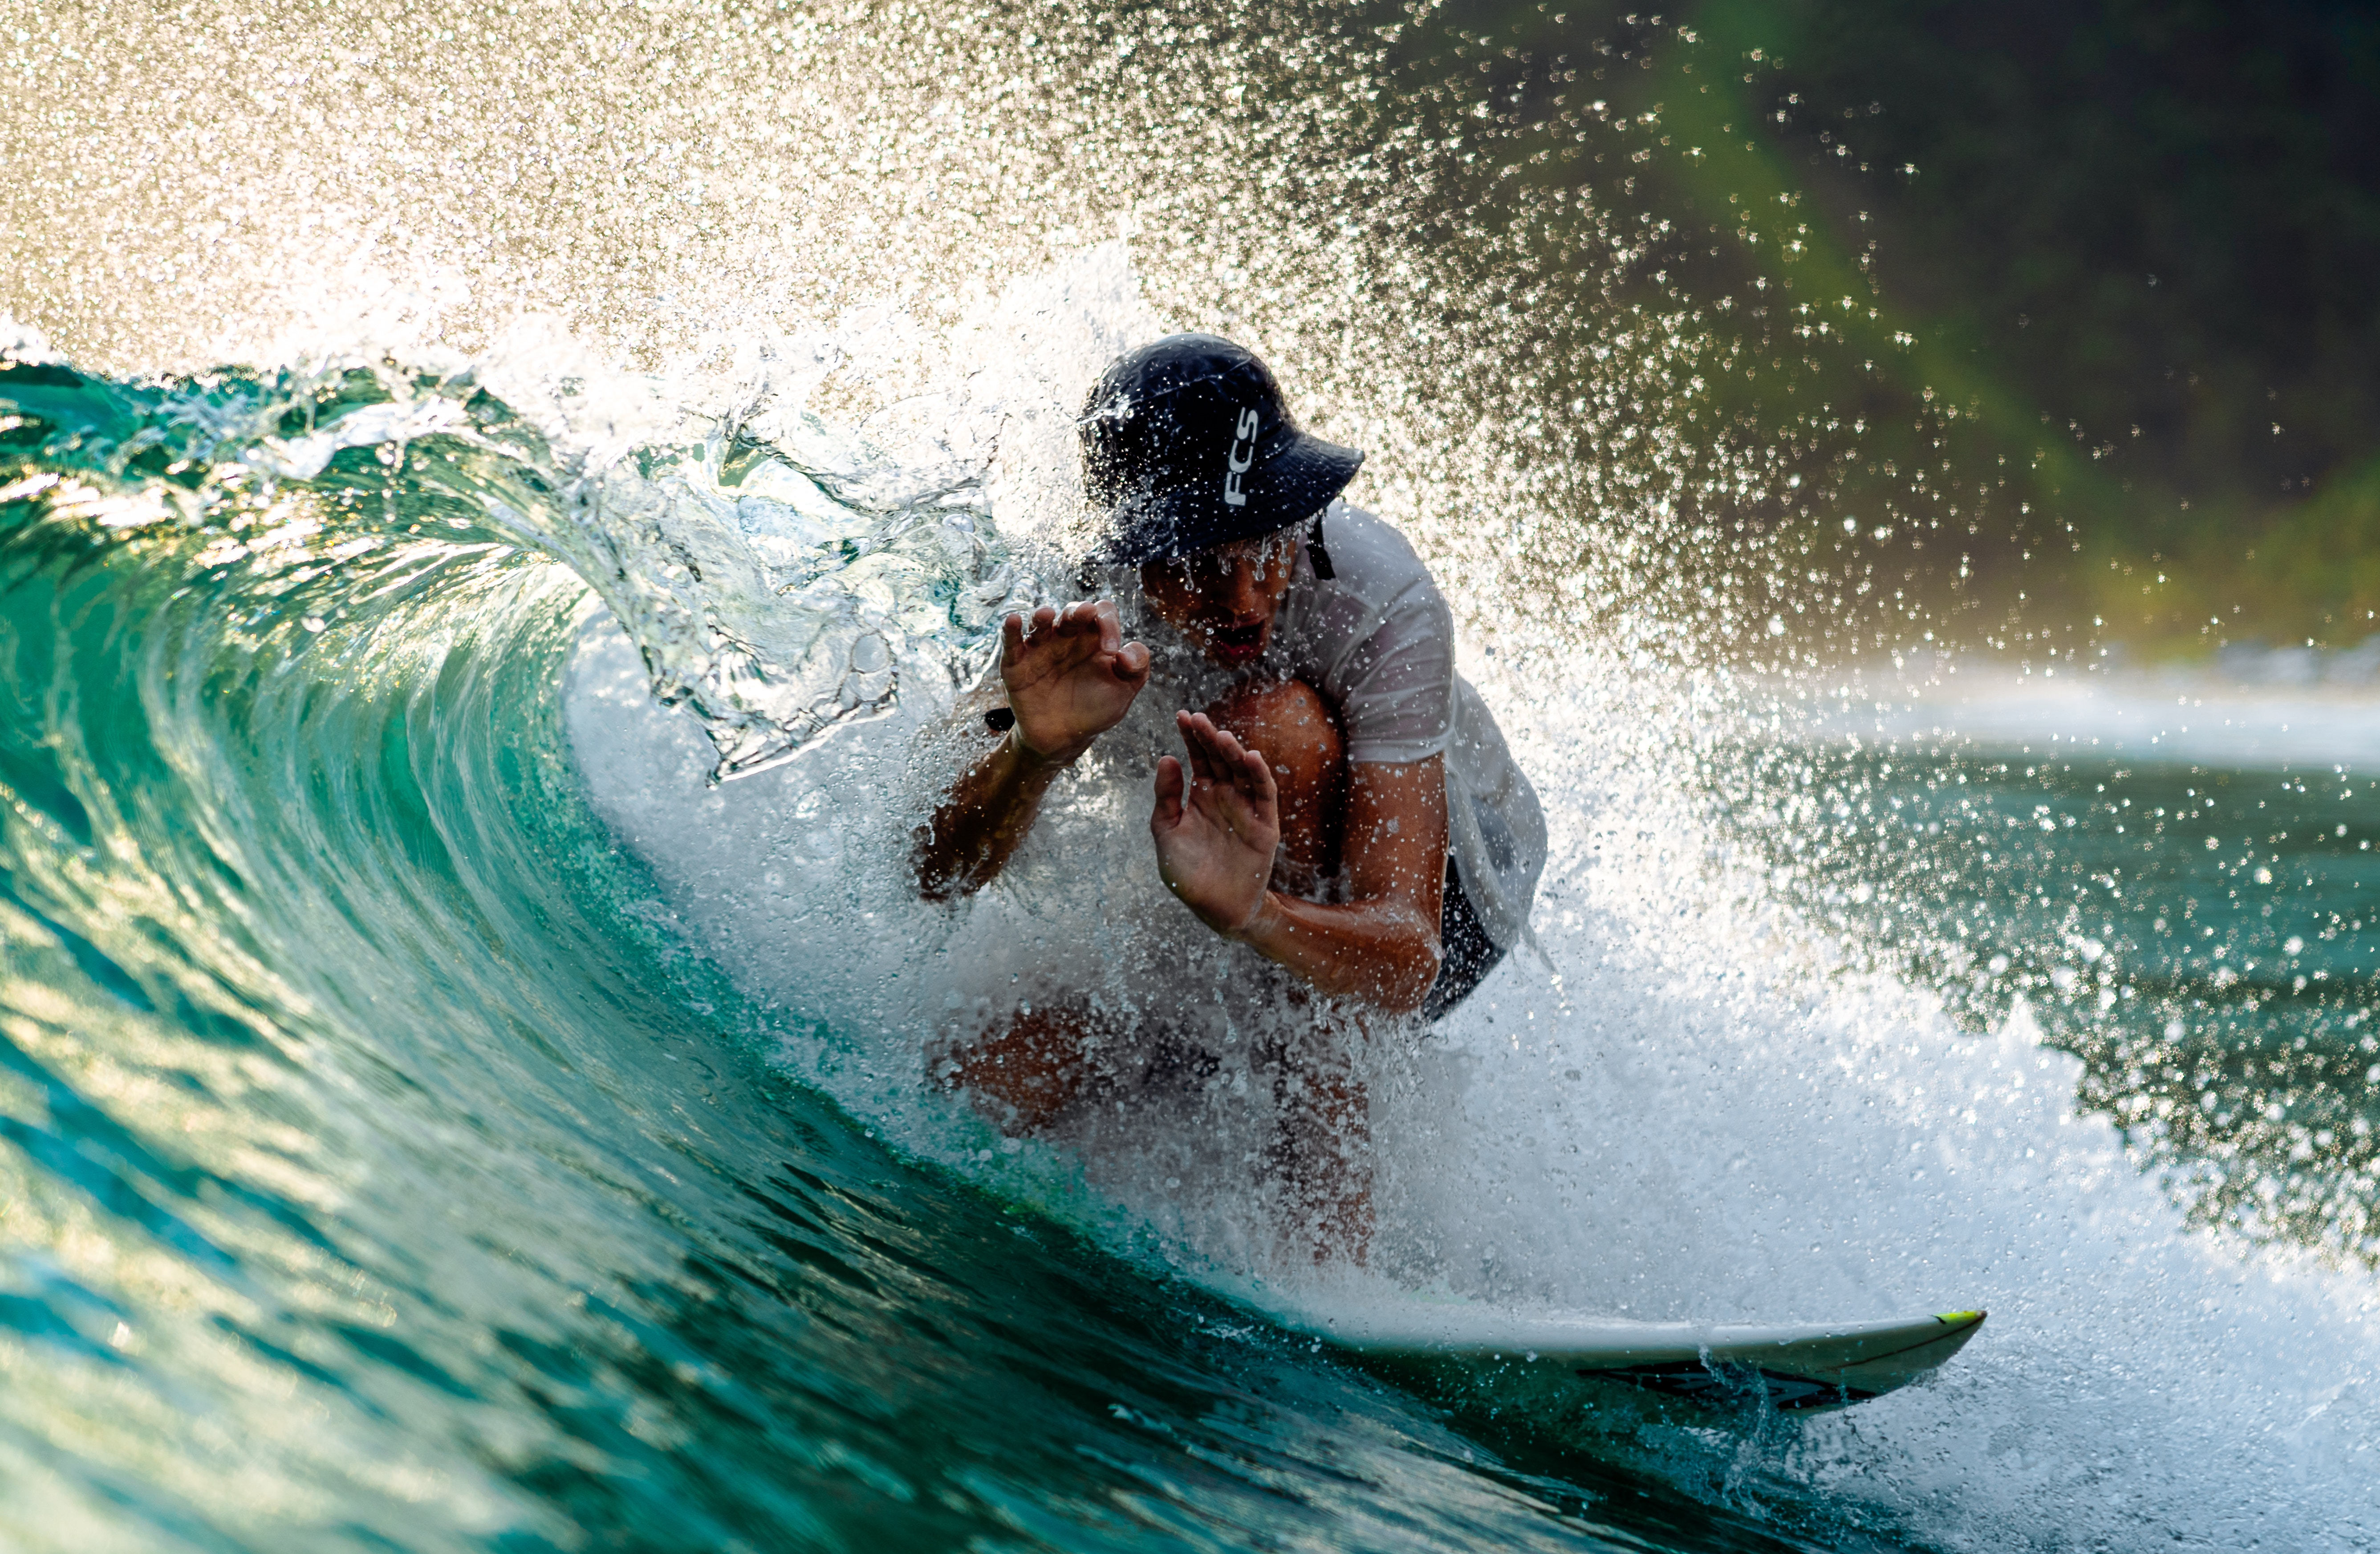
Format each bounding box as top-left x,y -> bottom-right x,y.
1223,559 -> 1263,613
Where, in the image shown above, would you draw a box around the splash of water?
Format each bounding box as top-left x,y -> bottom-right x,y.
5,1 -> 2380,1548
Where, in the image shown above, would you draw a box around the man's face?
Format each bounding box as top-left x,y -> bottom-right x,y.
1138,532 -> 1296,669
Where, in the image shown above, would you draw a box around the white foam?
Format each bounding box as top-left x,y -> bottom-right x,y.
549,257 -> 2380,1549
568,606 -> 2380,1550
1383,679 -> 2380,1547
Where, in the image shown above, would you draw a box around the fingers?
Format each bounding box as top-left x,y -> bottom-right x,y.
1175,713 -> 1276,814
1238,740 -> 1279,814
1211,734 -> 1275,825
1176,710 -> 1226,786
1178,711 -> 1252,773
1011,604 -> 1081,653
1151,754 -> 1185,832
1005,607 -> 1060,677
1011,601 -> 1143,672
1180,714 -> 1275,823
1049,601 -> 1102,640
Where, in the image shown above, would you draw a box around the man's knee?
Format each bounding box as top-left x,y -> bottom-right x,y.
943,1002 -> 1105,1133
1207,679 -> 1342,795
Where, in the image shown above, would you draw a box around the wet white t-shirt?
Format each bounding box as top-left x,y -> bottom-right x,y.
1130,501 -> 1546,950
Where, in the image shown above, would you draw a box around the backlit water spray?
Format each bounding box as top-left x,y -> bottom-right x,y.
0,3 -> 2374,1550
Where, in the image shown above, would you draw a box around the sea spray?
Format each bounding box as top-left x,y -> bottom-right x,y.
541,266 -> 2380,1549
8,251 -> 2380,1544
11,320 -> 1832,1554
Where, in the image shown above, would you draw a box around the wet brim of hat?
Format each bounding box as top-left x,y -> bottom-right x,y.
1098,432 -> 1364,564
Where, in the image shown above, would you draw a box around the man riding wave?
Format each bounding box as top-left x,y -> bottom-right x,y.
912,334 -> 1544,1260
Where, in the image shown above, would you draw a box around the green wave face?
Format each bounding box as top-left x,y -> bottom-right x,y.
0,356 -> 1842,1554
0,0 -> 2376,1519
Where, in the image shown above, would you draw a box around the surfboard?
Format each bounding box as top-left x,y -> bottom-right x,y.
1302,1304 -> 1986,1414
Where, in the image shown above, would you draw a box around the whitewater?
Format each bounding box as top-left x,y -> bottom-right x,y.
1,2 -> 2376,1548
0,255 -> 2368,1549
551,258 -> 2380,1548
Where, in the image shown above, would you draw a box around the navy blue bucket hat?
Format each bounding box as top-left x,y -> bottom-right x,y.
1077,334 -> 1364,564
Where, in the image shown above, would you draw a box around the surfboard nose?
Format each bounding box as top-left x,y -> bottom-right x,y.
1815,1308 -> 1987,1400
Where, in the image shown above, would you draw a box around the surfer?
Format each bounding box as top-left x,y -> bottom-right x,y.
911,334 -> 1544,1258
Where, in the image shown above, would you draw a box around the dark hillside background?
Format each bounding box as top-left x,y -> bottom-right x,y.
1739,0 -> 2380,648
1407,0 -> 2380,653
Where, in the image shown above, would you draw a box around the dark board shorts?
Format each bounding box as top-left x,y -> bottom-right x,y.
1422,856 -> 1507,1022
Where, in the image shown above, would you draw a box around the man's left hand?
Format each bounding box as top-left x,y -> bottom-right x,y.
1150,711 -> 1280,936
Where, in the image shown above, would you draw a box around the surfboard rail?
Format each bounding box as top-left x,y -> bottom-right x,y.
1312,1305 -> 1987,1414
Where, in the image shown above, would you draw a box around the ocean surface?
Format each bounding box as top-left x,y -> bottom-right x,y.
1,4 -> 2376,1550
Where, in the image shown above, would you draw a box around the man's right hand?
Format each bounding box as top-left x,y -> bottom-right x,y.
1000,601 -> 1152,766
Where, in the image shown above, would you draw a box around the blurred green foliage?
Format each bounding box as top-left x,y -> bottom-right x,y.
1407,0 -> 2380,650
1712,0 -> 2380,647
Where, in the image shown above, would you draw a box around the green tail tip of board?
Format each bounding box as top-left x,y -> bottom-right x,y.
1934,1310 -> 1987,1328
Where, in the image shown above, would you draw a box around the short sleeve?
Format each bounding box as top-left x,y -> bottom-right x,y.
1329,580 -> 1455,765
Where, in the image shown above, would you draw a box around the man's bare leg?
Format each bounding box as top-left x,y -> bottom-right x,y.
1257,1022 -> 1373,1264
945,678 -> 1371,1258
1202,681 -> 1373,1263
943,1000 -> 1116,1133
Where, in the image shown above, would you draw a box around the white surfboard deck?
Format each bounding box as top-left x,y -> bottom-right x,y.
1299,1304 -> 1987,1413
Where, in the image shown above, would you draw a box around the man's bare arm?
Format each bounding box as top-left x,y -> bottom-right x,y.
1151,713 -> 1447,1010
914,694 -> 1075,901
1233,758 -> 1447,1010
913,601 -> 1150,901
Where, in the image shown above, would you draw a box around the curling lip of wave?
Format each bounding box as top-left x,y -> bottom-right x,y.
10,274 -> 2380,1551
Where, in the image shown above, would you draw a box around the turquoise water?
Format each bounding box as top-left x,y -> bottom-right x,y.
1771,744 -> 2380,1264
3,1 -> 2378,1546
3,331 -> 2376,1552
0,355 -> 1909,1552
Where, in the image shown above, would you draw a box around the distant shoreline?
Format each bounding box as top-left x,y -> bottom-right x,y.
1787,649 -> 2380,771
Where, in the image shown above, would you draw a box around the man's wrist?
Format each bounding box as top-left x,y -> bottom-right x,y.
1007,724 -> 1084,771
1224,888 -> 1283,945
